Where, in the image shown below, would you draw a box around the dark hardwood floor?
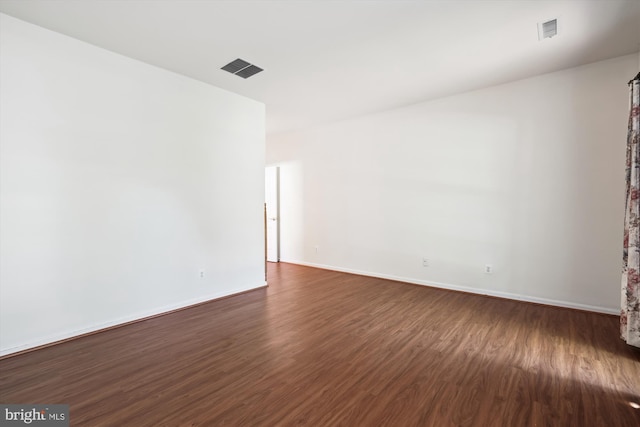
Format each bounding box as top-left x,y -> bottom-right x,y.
1,263 -> 639,426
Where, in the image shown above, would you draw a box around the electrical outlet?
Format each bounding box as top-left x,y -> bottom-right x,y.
422,258 -> 429,267
484,265 -> 493,274
315,246 -> 319,254
199,269 -> 205,279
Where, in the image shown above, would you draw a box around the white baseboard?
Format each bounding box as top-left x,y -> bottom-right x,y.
284,260 -> 619,316
0,281 -> 267,357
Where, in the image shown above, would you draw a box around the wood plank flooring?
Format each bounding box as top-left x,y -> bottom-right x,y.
1,263 -> 639,426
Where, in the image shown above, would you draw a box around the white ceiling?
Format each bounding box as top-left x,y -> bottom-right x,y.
1,0 -> 639,135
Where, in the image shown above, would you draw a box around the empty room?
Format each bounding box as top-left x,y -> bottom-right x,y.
1,0 -> 639,426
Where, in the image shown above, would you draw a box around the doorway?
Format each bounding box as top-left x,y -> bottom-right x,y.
265,166 -> 279,263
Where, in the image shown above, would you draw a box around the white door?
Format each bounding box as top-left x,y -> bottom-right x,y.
265,166 -> 279,262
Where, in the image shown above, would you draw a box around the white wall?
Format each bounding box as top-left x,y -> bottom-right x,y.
0,14 -> 265,356
267,54 -> 638,314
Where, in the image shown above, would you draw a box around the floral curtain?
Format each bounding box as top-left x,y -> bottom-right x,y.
622,72 -> 640,348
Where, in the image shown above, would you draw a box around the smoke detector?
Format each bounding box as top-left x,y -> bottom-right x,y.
538,19 -> 558,40
221,58 -> 264,79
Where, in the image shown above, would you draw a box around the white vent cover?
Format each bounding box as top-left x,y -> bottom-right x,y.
538,19 -> 558,40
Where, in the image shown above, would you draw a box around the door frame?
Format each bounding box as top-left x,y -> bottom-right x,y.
265,166 -> 280,263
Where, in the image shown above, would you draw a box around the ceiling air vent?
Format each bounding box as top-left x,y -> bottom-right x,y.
538,19 -> 558,40
221,58 -> 264,79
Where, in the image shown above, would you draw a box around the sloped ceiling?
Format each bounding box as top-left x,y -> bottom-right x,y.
1,0 -> 639,134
